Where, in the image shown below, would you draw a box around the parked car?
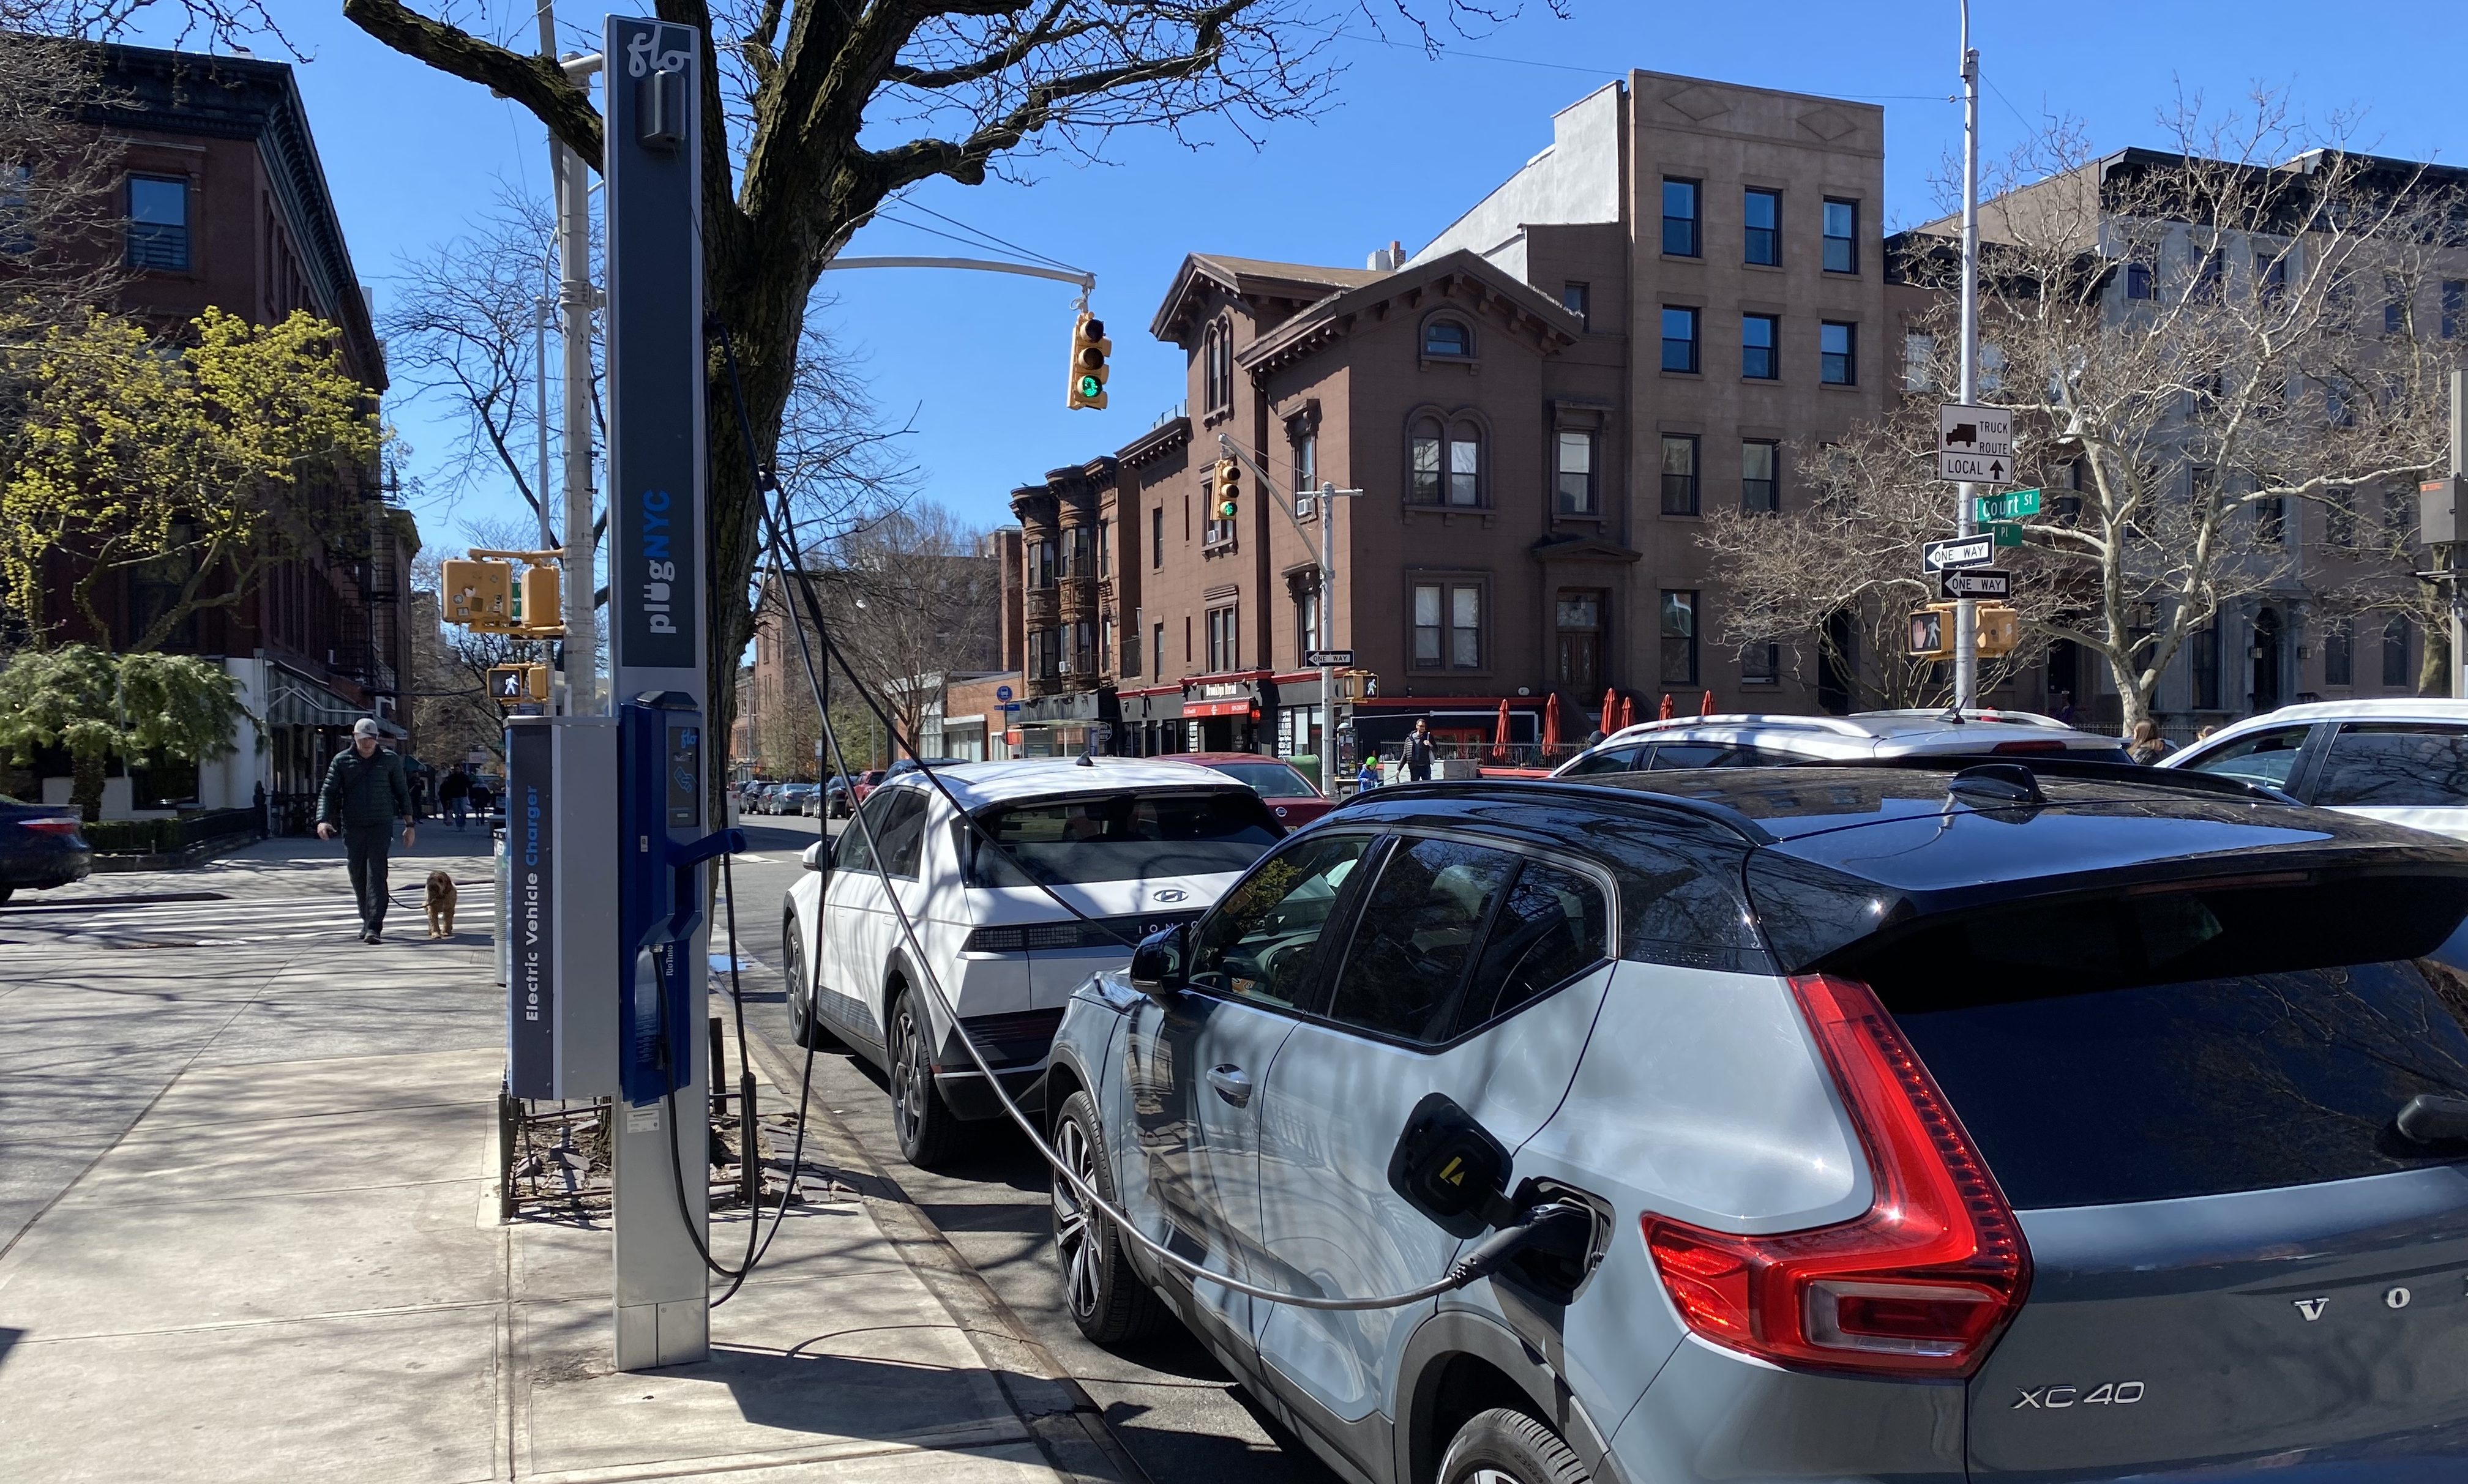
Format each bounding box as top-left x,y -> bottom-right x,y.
848,768 -> 889,811
1552,709 -> 2130,776
780,759 -> 1284,1166
1175,751 -> 1335,828
822,775 -> 854,818
1043,759 -> 2468,1484
775,782 -> 820,816
0,794 -> 91,904
2163,698 -> 2468,840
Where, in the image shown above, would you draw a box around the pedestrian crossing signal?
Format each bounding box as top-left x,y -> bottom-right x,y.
445,559 -> 514,632
488,663 -> 550,706
1066,311 -> 1110,409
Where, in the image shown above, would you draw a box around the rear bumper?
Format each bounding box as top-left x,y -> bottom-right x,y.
1,841 -> 91,888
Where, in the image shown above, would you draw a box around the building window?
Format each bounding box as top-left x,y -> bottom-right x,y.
1423,318 -> 1471,357
1662,177 -> 1700,257
1030,539 -> 1056,588
1661,306 -> 1699,373
2385,616 -> 2414,687
1660,590 -> 1699,685
1066,524 -> 1093,577
1448,422 -> 1481,506
1124,618 -> 1142,678
2324,488 -> 2354,546
2123,261 -> 2153,299
1412,581 -> 1483,670
1205,604 -> 1239,672
1744,188 -> 1780,266
1292,425 -> 1317,500
1151,507 -> 1164,568
2257,494 -> 2286,545
1819,321 -> 1856,385
127,174 -> 189,271
1410,418 -> 1442,504
2191,620 -> 2220,710
1555,591 -> 1604,695
1741,439 -> 1778,512
1296,583 -> 1320,656
1098,519 -> 1112,578
1741,313 -> 1778,379
1029,628 -> 1060,680
1561,282 -> 1590,327
2256,251 -> 2287,305
1555,430 -> 1596,515
0,165 -> 32,256
2445,281 -> 2465,340
1821,198 -> 1858,274
1203,316 -> 1234,413
2387,297 -> 2409,335
1072,619 -> 1097,677
2192,247 -> 2223,302
2324,619 -> 2353,687
1660,434 -> 1700,516
1904,333 -> 1936,393
1742,641 -> 1780,684
1151,621 -> 1165,678
1184,615 -> 1192,663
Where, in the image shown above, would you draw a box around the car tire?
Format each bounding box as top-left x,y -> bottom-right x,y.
1051,1089 -> 1167,1344
886,985 -> 963,1168
781,918 -> 841,1050
1438,1409 -> 1592,1484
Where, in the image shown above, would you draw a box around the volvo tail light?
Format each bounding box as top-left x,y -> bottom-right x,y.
21,817 -> 81,836
1642,973 -> 2030,1377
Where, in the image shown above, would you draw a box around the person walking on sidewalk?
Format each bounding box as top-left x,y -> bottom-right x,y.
439,766 -> 471,829
1404,718 -> 1437,782
317,718 -> 416,943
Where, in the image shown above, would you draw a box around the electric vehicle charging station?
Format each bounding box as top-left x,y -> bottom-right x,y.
498,15 -> 730,1374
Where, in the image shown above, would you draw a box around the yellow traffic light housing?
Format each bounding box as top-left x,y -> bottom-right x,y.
487,662 -> 551,706
444,558 -> 514,632
517,564 -> 561,632
1976,602 -> 2021,658
1214,457 -> 1241,521
1908,603 -> 1956,661
1066,311 -> 1111,409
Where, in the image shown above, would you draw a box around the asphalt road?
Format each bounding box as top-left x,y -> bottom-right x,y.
722,808 -> 1339,1484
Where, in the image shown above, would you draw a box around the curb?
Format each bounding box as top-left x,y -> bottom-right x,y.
736,1020 -> 1155,1484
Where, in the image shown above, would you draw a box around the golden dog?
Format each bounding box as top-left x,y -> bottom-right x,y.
424,871 -> 458,939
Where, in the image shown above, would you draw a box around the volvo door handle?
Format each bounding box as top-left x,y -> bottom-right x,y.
1206,1064 -> 1252,1107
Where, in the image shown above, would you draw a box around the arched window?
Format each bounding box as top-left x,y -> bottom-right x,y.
1409,416 -> 1443,503
1447,420 -> 1482,505
1423,318 -> 1471,357
1203,316 -> 1234,413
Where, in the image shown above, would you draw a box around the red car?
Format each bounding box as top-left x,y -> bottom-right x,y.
1176,753 -> 1334,828
848,768 -> 888,808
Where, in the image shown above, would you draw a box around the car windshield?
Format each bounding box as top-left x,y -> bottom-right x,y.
961,790 -> 1281,887
1198,760 -> 1319,797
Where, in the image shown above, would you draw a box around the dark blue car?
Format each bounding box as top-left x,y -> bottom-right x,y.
0,794 -> 91,904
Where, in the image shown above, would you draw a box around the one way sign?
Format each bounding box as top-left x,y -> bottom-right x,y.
1923,535 -> 1996,572
1939,403 -> 2016,485
1939,567 -> 2011,599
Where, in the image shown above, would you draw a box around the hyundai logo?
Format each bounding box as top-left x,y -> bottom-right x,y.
1151,887 -> 1188,903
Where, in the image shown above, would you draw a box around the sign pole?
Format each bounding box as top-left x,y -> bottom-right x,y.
604,13 -> 709,1373
1954,1 -> 1982,711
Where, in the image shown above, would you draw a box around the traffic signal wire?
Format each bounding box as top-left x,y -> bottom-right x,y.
709,316 -> 1585,1314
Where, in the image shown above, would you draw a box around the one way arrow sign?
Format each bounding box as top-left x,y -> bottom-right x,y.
1939,567 -> 2011,599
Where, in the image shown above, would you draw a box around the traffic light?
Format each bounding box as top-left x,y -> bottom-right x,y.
1976,602 -> 2021,658
518,564 -> 561,635
1909,603 -> 1955,660
443,558 -> 514,632
1214,457 -> 1241,523
487,662 -> 551,706
1066,311 -> 1110,409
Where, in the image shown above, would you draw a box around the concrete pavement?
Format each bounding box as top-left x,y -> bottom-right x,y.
0,828 -> 1142,1484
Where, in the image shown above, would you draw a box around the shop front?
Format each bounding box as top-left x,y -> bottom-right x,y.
1180,671 -> 1274,754
1270,669 -> 1327,774
1017,688 -> 1119,758
1116,684 -> 1186,758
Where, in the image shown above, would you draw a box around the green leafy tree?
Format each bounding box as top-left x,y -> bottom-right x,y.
0,644 -> 245,819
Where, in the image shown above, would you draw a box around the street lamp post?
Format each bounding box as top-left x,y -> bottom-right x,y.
1954,0 -> 1983,711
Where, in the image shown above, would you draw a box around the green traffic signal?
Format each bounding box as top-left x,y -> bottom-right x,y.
1218,499 -> 1238,519
1077,374 -> 1102,398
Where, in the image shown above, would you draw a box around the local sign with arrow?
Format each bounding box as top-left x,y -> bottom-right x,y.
1939,403 -> 2017,485
1939,567 -> 2011,599
1923,534 -> 1996,572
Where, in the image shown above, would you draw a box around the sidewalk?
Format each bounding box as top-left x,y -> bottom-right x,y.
0,834 -> 1134,1484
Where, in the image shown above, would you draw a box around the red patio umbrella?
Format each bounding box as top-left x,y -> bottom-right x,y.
1542,692 -> 1563,750
1656,693 -> 1675,721
1599,686 -> 1618,733
1620,694 -> 1639,729
1701,689 -> 1715,716
1491,698 -> 1512,761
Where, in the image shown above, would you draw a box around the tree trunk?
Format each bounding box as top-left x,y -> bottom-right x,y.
71,745 -> 106,824
2423,623 -> 2453,697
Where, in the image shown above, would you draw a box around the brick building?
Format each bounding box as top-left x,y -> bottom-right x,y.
1009,71 -> 1892,764
13,43 -> 407,823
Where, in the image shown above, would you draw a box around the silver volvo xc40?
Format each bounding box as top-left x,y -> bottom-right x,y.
1041,762 -> 2468,1484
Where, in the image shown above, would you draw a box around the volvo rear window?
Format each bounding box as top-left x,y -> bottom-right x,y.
1832,874 -> 2468,1209
960,791 -> 1280,887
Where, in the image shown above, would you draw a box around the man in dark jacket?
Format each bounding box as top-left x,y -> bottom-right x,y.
318,718 -> 416,942
1404,718 -> 1437,781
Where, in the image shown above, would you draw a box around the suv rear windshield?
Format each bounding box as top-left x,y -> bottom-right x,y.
2313,724 -> 2468,808
1833,874 -> 2468,1209
960,790 -> 1281,887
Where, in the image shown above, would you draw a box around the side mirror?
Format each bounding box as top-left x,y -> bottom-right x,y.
801,841 -> 825,873
1127,924 -> 1186,1002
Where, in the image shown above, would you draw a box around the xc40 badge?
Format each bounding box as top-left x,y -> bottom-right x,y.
2013,1382 -> 2146,1410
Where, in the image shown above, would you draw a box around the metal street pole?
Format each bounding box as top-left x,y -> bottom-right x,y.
533,2 -> 561,712
1954,0 -> 1982,711
1318,480 -> 1337,801
2453,369 -> 2465,700
555,110 -> 599,715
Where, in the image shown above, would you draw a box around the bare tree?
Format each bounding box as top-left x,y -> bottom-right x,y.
1726,94 -> 2466,731
408,516 -> 547,767
0,19 -> 129,390
322,0 -> 1557,778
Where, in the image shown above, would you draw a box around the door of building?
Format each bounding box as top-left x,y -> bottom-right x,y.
1555,591 -> 1604,696
2253,608 -> 2283,712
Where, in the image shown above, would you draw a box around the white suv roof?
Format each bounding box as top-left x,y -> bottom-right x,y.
872,757 -> 1246,810
2172,698 -> 2468,739
1560,709 -> 2120,769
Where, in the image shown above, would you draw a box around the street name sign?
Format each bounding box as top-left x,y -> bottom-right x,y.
1939,403 -> 2016,484
1305,648 -> 1355,667
1990,520 -> 2024,547
1923,534 -> 1997,572
1940,567 -> 2012,599
1974,487 -> 2041,523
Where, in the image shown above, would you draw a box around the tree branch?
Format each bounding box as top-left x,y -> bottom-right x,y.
340,0 -> 603,161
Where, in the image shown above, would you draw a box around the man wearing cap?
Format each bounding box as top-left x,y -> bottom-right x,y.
317,718 -> 416,943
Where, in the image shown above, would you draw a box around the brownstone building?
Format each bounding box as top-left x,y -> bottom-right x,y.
1009,72 -> 1892,764
11,42 -> 407,823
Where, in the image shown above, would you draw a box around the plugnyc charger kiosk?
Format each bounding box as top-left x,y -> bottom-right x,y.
503,15 -> 723,1373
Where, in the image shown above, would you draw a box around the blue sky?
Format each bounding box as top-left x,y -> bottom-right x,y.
239,1 -> 2461,545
